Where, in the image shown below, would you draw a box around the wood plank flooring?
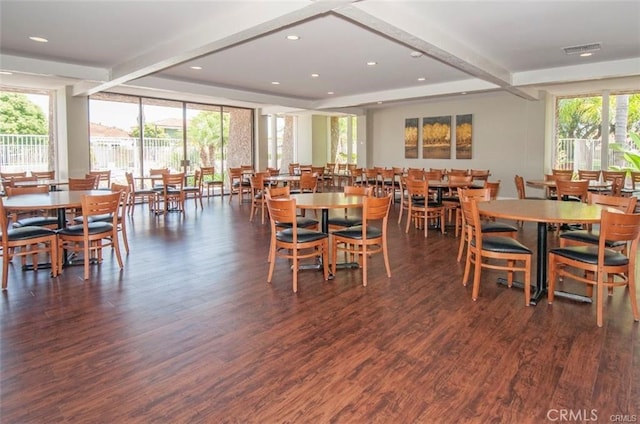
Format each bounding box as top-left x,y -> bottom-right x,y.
1,195 -> 639,423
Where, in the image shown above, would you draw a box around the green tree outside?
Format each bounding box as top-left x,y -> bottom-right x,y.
0,92 -> 48,134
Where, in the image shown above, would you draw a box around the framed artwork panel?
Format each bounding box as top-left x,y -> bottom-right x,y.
422,116 -> 451,159
404,118 -> 419,159
456,114 -> 473,159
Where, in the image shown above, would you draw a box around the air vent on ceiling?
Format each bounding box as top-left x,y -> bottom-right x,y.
563,43 -> 601,55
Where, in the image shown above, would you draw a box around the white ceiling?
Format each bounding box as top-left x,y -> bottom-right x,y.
1,1 -> 639,113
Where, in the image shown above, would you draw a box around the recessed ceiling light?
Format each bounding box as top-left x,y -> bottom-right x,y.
190,66 -> 202,70
271,81 -> 280,85
377,101 -> 383,104
410,51 -> 423,58
0,71 -> 13,75
327,91 -> 334,95
29,36 -> 48,43
311,73 -> 319,78
417,77 -> 426,82
580,52 -> 593,57
286,35 -> 300,41
460,92 -> 467,95
366,61 -> 377,66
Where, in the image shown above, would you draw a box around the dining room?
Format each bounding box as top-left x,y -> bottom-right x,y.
0,189 -> 637,423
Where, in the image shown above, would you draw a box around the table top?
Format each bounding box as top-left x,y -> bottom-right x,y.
477,199 -> 618,224
12,179 -> 68,187
428,180 -> 482,189
290,192 -> 363,209
2,190 -> 110,210
265,175 -> 301,183
526,179 -> 611,189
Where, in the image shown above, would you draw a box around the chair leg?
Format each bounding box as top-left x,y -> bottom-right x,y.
471,253 -> 482,301
596,271 -> 605,327
628,271 -> 640,322
382,236 -> 391,278
322,240 -> 329,281
523,257 -> 531,306
548,255 -> 557,303
362,244 -> 368,287
292,249 -> 298,293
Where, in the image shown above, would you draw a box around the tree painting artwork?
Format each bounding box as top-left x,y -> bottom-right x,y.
456,114 -> 473,159
405,118 -> 419,158
422,116 -> 451,159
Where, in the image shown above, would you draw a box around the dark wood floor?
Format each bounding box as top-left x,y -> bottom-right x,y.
1,194 -> 639,423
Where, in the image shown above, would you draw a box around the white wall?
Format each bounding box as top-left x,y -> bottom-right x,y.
59,87 -> 90,178
369,91 -> 546,198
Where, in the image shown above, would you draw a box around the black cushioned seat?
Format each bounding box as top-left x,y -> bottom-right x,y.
549,246 -> 628,266
73,213 -> 114,223
276,228 -> 328,244
481,221 -> 519,233
57,222 -> 113,236
327,216 -> 362,227
275,217 -> 318,229
471,236 -> 531,254
332,225 -> 382,240
5,225 -> 57,241
12,216 -> 59,228
559,230 -> 627,248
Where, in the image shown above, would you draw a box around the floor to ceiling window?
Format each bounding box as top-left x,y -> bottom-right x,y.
554,91 -> 639,171
0,88 -> 53,173
267,114 -> 295,171
89,93 -> 253,186
331,115 -> 357,164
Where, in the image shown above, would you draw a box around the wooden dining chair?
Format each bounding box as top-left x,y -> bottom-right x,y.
87,170 -> 111,189
158,173 -> 186,214
228,167 -> 251,204
1,196 -> 59,290
327,185 -> 373,232
125,172 -> 156,215
461,198 -> 532,305
57,192 -> 123,280
470,169 -> 490,182
578,169 -> 601,181
31,170 -> 55,179
441,174 -> 472,228
548,210 -> 640,327
200,166 -> 224,198
456,187 -> 519,262
183,169 -> 204,209
405,177 -> 444,238
265,196 -> 329,293
249,173 -> 267,224
331,194 -> 392,287
4,185 -> 59,229
73,183 -> 131,254
69,176 -> 99,190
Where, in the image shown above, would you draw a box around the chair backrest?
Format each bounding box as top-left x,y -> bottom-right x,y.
423,171 -> 442,181
5,185 -> 49,196
602,170 -> 626,183
299,172 -> 317,192
406,176 -> 429,198
470,169 -> 490,181
31,170 -> 55,179
266,186 -> 290,199
0,171 -> 27,179
344,185 -> 373,196
599,210 -> 640,254
162,173 -> 185,190
514,175 -> 526,199
587,192 -> 637,213
200,166 -> 215,180
289,163 -> 300,174
449,174 -> 473,184
483,180 -> 501,200
192,169 -> 203,189
556,179 -> 589,202
267,167 -> 280,176
407,168 -> 425,179
4,176 -> 38,188
81,192 -> 121,221
150,168 -> 169,176
578,169 -> 601,181
460,198 -> 482,248
84,174 -> 101,189
458,187 -> 491,202
629,171 -> 640,190
359,194 -> 392,239
125,172 -> 136,193
249,174 -> 264,192
69,176 -> 98,190
266,197 -> 297,228
111,182 -> 131,217
448,168 -> 469,177
552,169 -> 574,179
88,170 -> 111,188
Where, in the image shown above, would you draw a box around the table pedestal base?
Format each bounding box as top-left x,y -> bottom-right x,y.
496,278 -> 592,305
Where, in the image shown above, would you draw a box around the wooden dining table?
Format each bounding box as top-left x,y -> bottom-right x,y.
2,190 -> 111,229
526,178 -> 611,193
477,199 -> 619,305
290,192 -> 364,277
